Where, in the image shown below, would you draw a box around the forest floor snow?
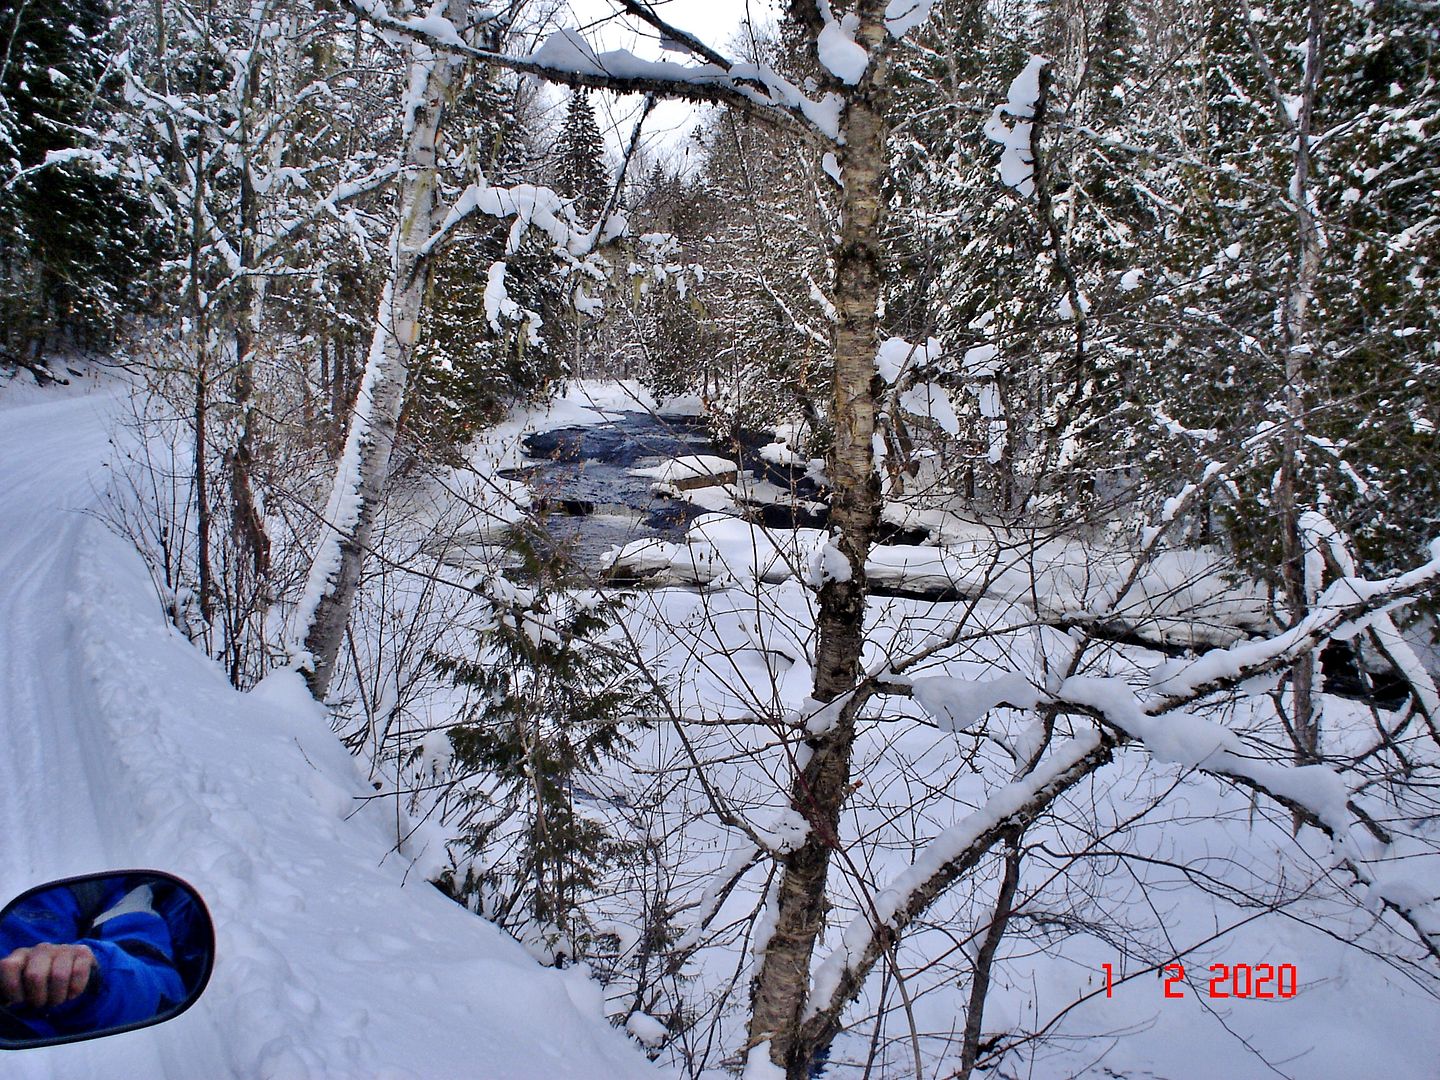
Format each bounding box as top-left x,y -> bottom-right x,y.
422,383 -> 1440,1079
0,372 -> 664,1078
11,372 -> 1431,1079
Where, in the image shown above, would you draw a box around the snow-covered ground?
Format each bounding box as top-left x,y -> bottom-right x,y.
0,374 -> 664,1078
7,372 -> 1437,1080
613,587 -> 1440,1080
421,384 -> 1440,1079
604,502 -> 1269,649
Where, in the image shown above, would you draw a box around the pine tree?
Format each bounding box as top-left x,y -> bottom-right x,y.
0,0 -> 154,364
552,90 -> 609,222
883,1 -> 1025,506
678,103 -> 832,436
621,161 -> 714,397
624,27 -> 836,438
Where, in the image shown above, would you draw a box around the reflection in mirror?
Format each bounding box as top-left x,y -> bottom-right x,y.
0,870 -> 214,1050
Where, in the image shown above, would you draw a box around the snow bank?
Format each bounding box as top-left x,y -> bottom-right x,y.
605,513 -> 827,587
608,509 -> 1267,649
0,387 -> 662,1080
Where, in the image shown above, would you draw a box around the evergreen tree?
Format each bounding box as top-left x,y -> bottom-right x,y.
552,90 -> 608,221
680,105 -> 832,436
1150,0 -> 1439,582
885,0 -> 1163,515
618,160 -> 713,395
883,1 -> 1028,506
0,0 -> 154,364
409,74 -> 564,456
1311,0 -> 1440,576
623,28 -> 836,438
542,90 -> 610,378
434,541 -> 660,966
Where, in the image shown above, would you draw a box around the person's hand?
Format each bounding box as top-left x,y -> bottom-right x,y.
0,943 -> 95,1010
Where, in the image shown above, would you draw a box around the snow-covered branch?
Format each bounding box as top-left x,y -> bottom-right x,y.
340,0 -> 841,142
1053,675 -> 1440,960
800,725 -> 1113,1045
1145,539 -> 1440,713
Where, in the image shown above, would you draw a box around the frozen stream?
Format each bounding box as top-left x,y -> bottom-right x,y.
498,401 -> 1403,700
505,409 -> 826,569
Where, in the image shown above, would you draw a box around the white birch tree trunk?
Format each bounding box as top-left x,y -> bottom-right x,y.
746,3 -> 890,1074
290,0 -> 470,699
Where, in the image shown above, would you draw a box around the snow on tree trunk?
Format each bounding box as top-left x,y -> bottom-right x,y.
290,0 -> 471,700
230,45 -> 271,601
745,3 -> 888,1075
1276,0 -> 1327,776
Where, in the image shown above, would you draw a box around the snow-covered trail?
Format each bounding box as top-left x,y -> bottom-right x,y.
0,385 -> 193,1078
0,389 -> 122,881
0,379 -> 662,1080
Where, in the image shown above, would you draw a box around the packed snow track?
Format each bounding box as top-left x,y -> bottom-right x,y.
0,378 -> 662,1078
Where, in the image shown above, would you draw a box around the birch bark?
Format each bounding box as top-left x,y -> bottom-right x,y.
291,0 -> 471,699
1276,0 -> 1327,771
745,2 -> 890,1074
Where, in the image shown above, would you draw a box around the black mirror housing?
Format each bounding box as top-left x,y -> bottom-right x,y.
0,870 -> 214,1050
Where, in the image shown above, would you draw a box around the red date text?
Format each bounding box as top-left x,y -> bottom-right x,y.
1101,962 -> 1297,999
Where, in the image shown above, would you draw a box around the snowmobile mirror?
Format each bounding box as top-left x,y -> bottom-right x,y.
0,870 -> 214,1049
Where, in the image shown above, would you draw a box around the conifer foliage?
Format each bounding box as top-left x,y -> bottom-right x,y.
553,90 -> 609,222
410,75 -> 563,452
434,540 -> 659,967
0,0 -> 153,365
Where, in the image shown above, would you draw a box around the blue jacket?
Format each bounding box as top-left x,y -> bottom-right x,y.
0,878 -> 186,1039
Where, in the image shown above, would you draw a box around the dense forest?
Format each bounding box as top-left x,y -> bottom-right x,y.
2,0 -> 1438,1076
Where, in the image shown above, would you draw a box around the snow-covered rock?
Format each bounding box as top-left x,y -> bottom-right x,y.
631,455 -> 739,493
